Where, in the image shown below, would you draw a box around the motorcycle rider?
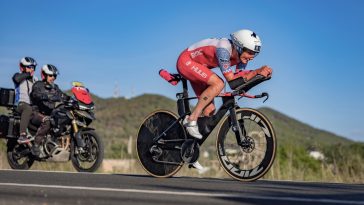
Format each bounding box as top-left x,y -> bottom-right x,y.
176,29 -> 272,171
12,57 -> 38,144
30,64 -> 69,156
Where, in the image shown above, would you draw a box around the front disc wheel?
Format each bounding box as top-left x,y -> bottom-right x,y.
216,108 -> 276,182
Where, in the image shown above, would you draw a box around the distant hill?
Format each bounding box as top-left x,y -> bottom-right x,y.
258,107 -> 351,147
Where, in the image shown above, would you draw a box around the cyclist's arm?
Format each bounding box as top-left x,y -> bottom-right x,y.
31,81 -> 47,102
12,73 -> 31,85
235,62 -> 247,73
55,84 -> 70,101
217,47 -> 250,81
218,55 -> 250,89
216,47 -> 234,80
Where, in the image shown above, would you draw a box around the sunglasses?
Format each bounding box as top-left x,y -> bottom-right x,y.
48,74 -> 57,78
25,65 -> 36,69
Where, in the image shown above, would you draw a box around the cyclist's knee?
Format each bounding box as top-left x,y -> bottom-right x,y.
208,75 -> 224,92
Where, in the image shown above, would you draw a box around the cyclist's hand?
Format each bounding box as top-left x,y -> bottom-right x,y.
258,66 -> 272,78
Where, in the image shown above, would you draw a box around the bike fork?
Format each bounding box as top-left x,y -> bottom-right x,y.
229,107 -> 245,146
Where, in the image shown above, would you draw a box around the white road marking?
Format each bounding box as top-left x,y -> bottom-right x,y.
0,182 -> 363,204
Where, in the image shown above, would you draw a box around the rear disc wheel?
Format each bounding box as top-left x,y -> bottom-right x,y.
136,110 -> 186,177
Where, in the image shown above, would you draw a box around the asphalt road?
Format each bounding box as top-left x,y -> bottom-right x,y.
0,169 -> 363,205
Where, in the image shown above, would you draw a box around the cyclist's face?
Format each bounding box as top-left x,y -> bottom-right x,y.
46,75 -> 56,84
24,66 -> 35,74
240,50 -> 255,64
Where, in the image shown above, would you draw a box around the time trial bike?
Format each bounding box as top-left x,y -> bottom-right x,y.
136,70 -> 276,181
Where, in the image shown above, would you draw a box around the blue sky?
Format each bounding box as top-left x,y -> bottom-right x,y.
1,0 -> 364,141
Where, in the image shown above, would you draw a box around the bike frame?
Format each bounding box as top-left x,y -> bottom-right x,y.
153,76 -> 268,148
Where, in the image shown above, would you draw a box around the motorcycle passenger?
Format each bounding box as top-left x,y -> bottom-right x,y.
12,57 -> 38,144
176,29 -> 272,171
30,64 -> 69,156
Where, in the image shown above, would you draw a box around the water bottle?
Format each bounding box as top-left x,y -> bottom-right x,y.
159,69 -> 179,85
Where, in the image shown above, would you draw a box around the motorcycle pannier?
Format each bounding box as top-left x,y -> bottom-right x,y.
0,88 -> 15,107
0,115 -> 10,138
0,115 -> 18,138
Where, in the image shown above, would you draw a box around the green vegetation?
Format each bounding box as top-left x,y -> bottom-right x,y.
259,107 -> 363,183
0,94 -> 363,183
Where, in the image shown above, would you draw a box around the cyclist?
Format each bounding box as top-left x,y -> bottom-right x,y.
177,29 -> 272,171
12,57 -> 38,144
30,64 -> 69,156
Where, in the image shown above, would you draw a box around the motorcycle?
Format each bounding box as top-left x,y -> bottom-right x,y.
0,82 -> 104,172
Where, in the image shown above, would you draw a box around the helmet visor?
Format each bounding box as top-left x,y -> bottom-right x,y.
242,47 -> 259,57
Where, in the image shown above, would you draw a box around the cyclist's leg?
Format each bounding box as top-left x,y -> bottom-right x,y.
190,82 -> 219,117
31,112 -> 51,156
203,102 -> 216,117
189,75 -> 224,121
16,102 -> 32,143
179,63 -> 221,171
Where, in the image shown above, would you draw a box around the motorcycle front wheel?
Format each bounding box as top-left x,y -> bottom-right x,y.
70,130 -> 104,172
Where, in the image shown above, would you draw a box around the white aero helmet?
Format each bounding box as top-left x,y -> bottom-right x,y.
230,29 -> 262,56
41,64 -> 59,80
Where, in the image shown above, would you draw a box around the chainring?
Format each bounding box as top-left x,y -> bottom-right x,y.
180,139 -> 200,163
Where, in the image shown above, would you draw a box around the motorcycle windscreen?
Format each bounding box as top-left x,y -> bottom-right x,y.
72,86 -> 93,105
